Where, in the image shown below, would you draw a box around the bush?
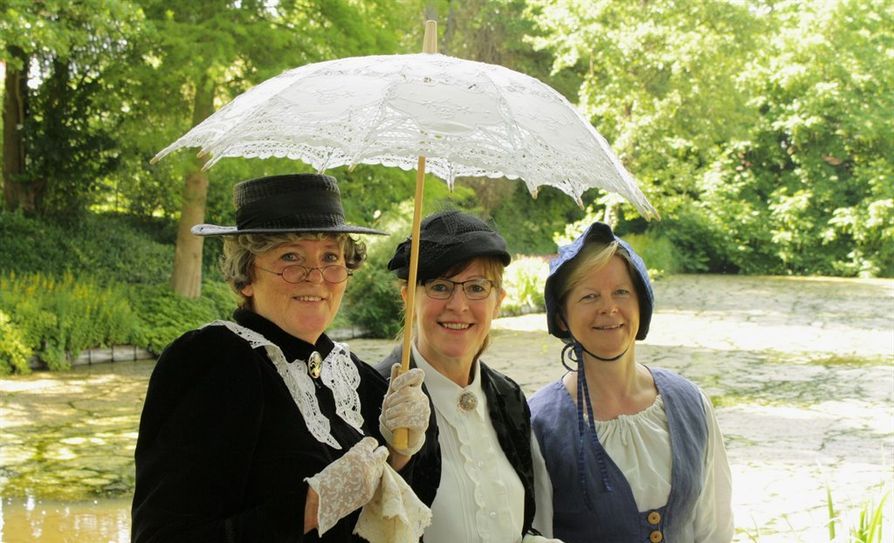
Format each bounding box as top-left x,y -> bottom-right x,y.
130,281 -> 237,354
624,232 -> 680,279
344,254 -> 404,338
0,272 -> 141,370
0,211 -> 174,284
0,310 -> 32,375
553,206 -> 681,277
343,203 -> 409,338
502,255 -> 549,316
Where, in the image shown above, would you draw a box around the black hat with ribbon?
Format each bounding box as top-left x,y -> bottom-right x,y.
191,173 -> 386,237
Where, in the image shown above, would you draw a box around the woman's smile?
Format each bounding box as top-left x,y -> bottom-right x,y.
242,238 -> 348,344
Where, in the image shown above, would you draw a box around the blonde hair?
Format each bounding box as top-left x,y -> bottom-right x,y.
552,239 -> 641,327
221,232 -> 366,309
554,240 -> 620,307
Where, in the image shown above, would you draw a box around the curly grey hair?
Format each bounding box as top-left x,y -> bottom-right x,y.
221,232 -> 366,309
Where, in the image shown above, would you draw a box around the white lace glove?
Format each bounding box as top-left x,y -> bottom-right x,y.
379,364 -> 430,456
305,437 -> 389,535
522,534 -> 564,543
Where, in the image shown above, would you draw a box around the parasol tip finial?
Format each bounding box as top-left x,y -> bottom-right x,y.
423,20 -> 438,54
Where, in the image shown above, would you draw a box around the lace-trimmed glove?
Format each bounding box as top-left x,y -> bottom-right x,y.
522,534 -> 565,543
379,364 -> 430,456
305,437 -> 389,535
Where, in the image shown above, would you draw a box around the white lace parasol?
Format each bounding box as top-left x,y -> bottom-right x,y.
153,53 -> 657,218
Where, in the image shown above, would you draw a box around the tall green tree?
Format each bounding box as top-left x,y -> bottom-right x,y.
527,0 -> 763,208
120,0 -> 417,298
714,0 -> 894,275
0,0 -> 142,214
524,0 -> 892,276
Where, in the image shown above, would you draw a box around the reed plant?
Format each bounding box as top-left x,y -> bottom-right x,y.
827,486 -> 889,543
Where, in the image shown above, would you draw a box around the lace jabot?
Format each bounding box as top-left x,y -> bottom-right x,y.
205,319 -> 363,449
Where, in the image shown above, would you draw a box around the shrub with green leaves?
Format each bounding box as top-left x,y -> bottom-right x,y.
0,211 -> 173,284
0,272 -> 141,370
129,281 -> 237,354
553,207 -> 679,277
0,310 -> 31,375
501,256 -> 549,316
343,207 -> 407,339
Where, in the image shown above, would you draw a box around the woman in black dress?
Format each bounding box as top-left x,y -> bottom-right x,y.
131,174 -> 432,543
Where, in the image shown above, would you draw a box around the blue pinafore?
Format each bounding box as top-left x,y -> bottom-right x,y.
529,367 -> 708,543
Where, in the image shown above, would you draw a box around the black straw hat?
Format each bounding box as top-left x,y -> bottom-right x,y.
191,173 -> 386,237
387,210 -> 511,283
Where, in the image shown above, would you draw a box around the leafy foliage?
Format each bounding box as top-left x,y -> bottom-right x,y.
343,200 -> 412,339
725,0 -> 894,276
129,281 -> 236,353
0,310 -> 31,375
526,0 -> 893,277
501,255 -> 549,316
0,211 -> 174,283
0,272 -> 140,370
554,205 -> 680,276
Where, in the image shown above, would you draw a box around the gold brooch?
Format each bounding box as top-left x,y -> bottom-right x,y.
308,351 -> 323,379
458,391 -> 477,411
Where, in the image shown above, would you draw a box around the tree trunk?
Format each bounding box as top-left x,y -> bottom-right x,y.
170,76 -> 214,299
2,46 -> 28,212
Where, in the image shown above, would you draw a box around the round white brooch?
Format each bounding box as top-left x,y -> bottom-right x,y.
458,391 -> 478,411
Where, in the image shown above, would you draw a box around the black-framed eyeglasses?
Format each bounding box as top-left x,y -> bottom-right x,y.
423,278 -> 495,300
256,264 -> 352,284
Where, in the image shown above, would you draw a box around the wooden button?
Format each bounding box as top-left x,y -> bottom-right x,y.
647,511 -> 662,525
649,530 -> 663,543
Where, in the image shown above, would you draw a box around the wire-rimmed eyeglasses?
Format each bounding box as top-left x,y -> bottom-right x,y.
423,278 -> 496,300
256,264 -> 352,284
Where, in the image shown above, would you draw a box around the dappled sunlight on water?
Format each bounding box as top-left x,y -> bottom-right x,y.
0,498 -> 131,543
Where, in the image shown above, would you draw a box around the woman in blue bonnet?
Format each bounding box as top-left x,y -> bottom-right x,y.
528,221 -> 733,543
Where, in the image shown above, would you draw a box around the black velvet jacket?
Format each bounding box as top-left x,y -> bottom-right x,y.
132,310 -> 393,543
376,345 -> 537,538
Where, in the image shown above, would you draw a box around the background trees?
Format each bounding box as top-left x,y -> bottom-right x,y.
1,0 -> 891,283
527,0 -> 893,275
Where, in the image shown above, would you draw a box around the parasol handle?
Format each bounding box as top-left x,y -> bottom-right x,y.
393,20 -> 438,454
399,157 -> 427,374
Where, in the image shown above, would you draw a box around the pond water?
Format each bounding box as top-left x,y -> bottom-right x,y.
1,275 -> 892,542
1,498 -> 131,543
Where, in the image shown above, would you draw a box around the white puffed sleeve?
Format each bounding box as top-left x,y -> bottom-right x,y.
693,391 -> 734,543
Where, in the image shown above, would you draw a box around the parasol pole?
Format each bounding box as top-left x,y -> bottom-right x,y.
393,19 -> 438,452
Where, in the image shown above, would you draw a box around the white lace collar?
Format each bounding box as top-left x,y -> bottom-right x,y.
206,320 -> 363,449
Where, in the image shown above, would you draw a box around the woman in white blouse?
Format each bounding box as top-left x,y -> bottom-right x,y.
529,220 -> 733,543
377,210 -> 558,543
